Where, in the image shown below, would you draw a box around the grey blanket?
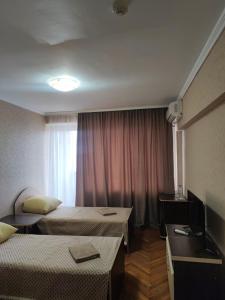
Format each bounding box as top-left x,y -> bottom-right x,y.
37,206 -> 132,245
0,234 -> 122,300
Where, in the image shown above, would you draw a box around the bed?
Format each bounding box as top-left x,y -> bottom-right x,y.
14,187 -> 133,247
0,234 -> 124,300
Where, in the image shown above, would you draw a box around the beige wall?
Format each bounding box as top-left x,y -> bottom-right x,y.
0,100 -> 45,218
179,29 -> 225,253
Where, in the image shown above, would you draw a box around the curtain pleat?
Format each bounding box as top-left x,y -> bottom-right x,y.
76,108 -> 174,226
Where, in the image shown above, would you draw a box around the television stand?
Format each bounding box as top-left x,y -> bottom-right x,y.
166,224 -> 222,300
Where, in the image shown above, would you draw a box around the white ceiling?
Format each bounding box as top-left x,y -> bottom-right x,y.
0,0 -> 224,114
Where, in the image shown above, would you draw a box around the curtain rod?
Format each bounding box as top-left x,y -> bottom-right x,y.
44,105 -> 168,116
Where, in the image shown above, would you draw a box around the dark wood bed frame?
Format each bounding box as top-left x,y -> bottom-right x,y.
110,237 -> 125,300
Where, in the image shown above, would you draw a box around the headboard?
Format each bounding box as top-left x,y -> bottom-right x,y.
13,187 -> 42,215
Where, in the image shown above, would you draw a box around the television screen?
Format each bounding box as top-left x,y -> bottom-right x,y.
187,190 -> 205,235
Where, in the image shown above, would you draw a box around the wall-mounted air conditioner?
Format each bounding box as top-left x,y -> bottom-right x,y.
166,100 -> 182,123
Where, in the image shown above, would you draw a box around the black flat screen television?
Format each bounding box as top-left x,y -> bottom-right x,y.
187,190 -> 205,236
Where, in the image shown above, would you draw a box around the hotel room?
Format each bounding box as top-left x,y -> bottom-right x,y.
0,1 -> 225,299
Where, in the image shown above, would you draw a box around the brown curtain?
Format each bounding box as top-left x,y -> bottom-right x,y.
76,108 -> 174,226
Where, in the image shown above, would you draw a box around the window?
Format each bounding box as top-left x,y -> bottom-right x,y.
45,116 -> 77,206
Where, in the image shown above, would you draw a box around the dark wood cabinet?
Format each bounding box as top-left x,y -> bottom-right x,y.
158,193 -> 189,238
166,224 -> 222,300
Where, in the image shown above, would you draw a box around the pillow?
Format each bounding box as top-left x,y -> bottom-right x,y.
23,196 -> 62,214
0,222 -> 17,243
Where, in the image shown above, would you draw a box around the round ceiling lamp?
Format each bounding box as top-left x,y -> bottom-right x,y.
48,76 -> 80,92
112,0 -> 129,16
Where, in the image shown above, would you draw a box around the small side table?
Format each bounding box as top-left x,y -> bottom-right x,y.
0,214 -> 43,233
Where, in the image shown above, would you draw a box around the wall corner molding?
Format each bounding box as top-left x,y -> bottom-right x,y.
179,92 -> 225,130
178,7 -> 225,100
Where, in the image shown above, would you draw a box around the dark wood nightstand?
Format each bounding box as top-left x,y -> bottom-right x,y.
158,193 -> 189,238
0,214 -> 43,233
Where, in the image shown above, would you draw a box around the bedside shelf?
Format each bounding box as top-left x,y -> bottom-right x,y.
0,214 -> 42,233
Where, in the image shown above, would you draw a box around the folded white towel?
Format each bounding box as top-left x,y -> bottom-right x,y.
69,242 -> 100,263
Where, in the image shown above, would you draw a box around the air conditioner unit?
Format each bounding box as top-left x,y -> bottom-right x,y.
166,100 -> 182,124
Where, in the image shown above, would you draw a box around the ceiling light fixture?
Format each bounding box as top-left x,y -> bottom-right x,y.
112,0 -> 129,16
48,76 -> 80,92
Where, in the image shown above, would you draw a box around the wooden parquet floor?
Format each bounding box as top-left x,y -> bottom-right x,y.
120,228 -> 170,300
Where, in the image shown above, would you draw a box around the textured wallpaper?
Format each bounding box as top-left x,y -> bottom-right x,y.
0,100 -> 45,217
180,29 -> 225,253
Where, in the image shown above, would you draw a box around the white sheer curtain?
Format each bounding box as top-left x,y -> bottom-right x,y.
45,115 -> 77,206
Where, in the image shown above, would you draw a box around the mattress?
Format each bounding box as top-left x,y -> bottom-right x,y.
37,206 -> 132,244
0,234 -> 123,300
